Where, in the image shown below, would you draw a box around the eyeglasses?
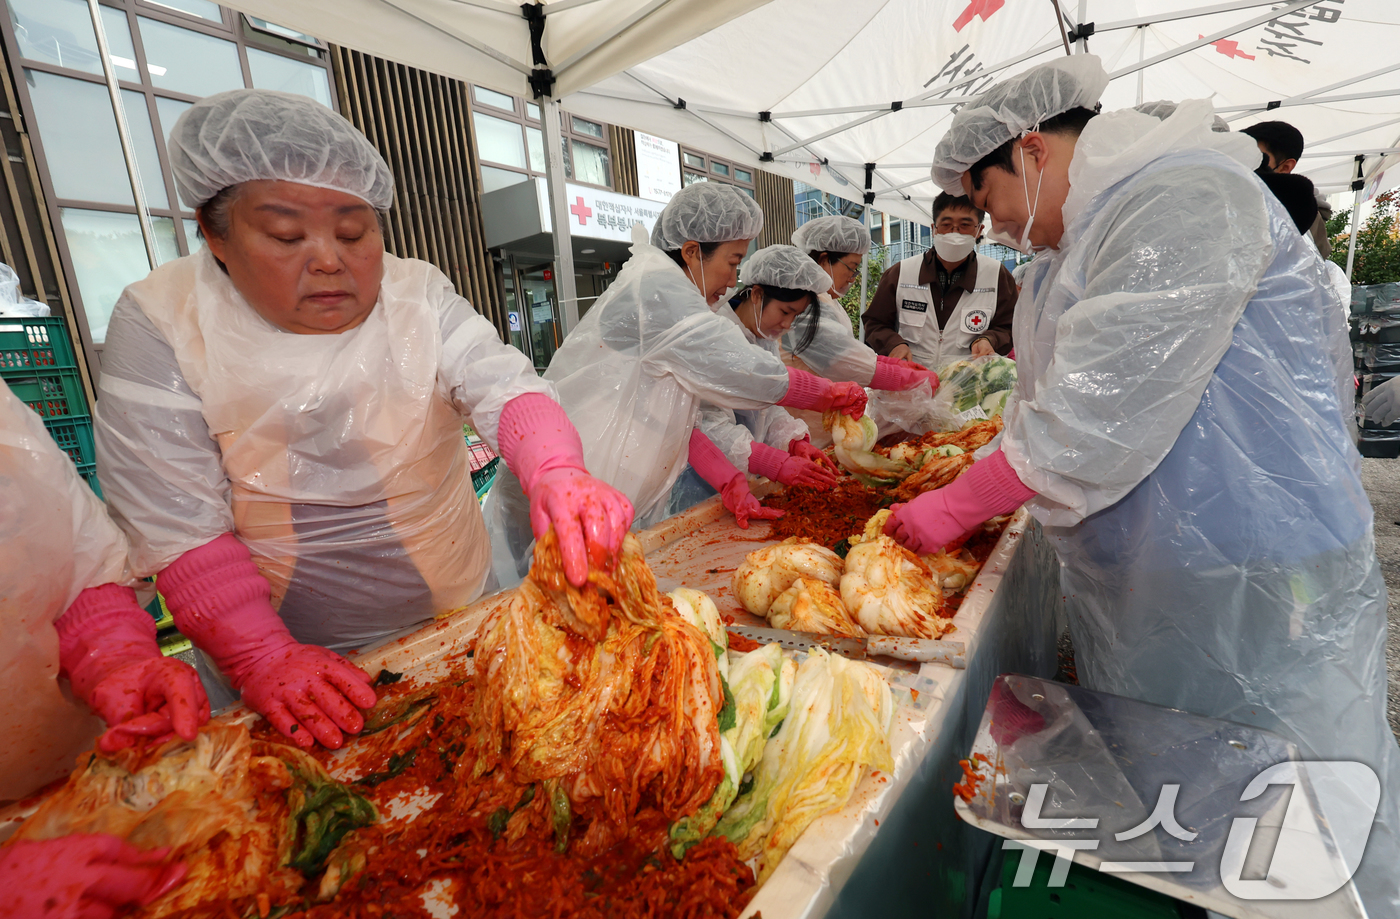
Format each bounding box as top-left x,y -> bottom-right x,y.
837,258 -> 862,276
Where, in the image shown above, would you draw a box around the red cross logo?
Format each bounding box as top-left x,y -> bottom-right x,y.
1199,35 -> 1256,60
569,196 -> 593,226
953,0 -> 1004,32
969,314 -> 985,329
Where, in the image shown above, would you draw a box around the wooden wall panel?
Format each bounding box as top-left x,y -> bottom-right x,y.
330,46 -> 506,338
755,169 -> 796,249
609,126 -> 639,197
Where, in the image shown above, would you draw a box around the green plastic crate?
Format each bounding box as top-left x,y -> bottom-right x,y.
988,850 -> 1192,919
2,367 -> 87,418
75,461 -> 102,498
0,316 -> 78,371
44,415 -> 96,467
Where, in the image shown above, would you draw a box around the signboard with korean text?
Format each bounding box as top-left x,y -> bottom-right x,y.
634,132 -> 682,204
535,179 -> 665,244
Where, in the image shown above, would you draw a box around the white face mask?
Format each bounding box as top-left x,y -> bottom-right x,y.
932,232 -> 977,262
746,292 -> 782,341
1017,140 -> 1046,253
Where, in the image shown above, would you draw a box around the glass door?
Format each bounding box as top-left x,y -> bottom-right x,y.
518,262 -> 561,371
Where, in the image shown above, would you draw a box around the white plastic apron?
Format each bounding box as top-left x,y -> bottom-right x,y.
894,253 -> 999,368
133,251 -> 488,652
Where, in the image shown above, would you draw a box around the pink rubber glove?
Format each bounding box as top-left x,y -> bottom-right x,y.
870,359 -> 938,393
497,393 -> 633,586
777,367 -> 868,419
688,429 -> 783,529
877,353 -> 929,372
0,834 -> 187,919
55,584 -> 209,753
158,534 -> 376,750
748,441 -> 838,489
884,449 -> 1035,554
790,437 -> 841,476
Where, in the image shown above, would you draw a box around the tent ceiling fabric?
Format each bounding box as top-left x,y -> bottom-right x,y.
562,0 -> 1400,224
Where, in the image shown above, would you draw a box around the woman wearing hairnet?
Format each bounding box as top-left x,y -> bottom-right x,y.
93,89 -> 631,752
487,183 -> 867,582
780,216 -> 936,446
0,385 -> 197,915
671,245 -> 844,523
887,56 -> 1399,912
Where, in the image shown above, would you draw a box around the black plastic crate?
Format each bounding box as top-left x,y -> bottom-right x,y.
0,316 -> 78,371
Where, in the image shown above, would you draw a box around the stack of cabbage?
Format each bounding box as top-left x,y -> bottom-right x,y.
936,356 -> 1017,416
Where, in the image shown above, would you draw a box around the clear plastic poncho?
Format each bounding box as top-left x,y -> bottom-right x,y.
781,218 -> 881,397
1001,100 -> 1400,914
485,226 -> 793,585
96,249 -> 552,653
0,385 -> 131,798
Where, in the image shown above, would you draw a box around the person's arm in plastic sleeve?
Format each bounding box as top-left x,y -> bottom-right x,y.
435,290 -> 631,583
860,263 -> 906,357
885,449 -> 1036,554
785,296 -> 878,385
1003,164 -> 1273,521
976,264 -> 1018,355
686,429 -> 782,528
157,533 -> 377,750
94,296 -> 235,577
495,393 -> 633,585
0,834 -> 187,919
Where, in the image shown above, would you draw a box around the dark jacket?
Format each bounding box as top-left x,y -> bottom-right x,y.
862,249 -> 1017,356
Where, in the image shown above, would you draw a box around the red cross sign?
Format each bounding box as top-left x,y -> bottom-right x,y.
954,0 -> 1004,32
569,196 -> 593,226
1200,35 -> 1256,60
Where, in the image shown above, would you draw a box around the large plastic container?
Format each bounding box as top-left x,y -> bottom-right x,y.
0,316 -> 78,371
1,367 -> 86,419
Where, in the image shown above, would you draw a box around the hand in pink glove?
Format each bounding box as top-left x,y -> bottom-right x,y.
0,834 -> 187,919
777,367 -> 867,419
497,393 -> 634,586
56,583 -> 209,753
158,534 -> 377,750
884,449 -> 1035,554
719,474 -> 784,529
870,358 -> 938,393
877,353 -> 929,372
748,440 -> 837,489
790,437 -> 841,477
687,429 -> 783,529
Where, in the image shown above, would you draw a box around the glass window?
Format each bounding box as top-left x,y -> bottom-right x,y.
138,17 -> 242,96
143,0 -> 221,22
569,140 -> 610,187
526,102 -> 540,120
26,70 -> 132,206
735,168 -> 753,184
181,217 -> 203,254
683,172 -> 707,186
247,47 -> 331,106
683,152 -> 704,169
472,85 -> 515,112
245,17 -> 318,45
472,112 -> 526,169
8,0 -> 138,81
60,208 -> 175,342
120,90 -> 167,208
739,187 -> 755,198
711,161 -> 729,177
154,95 -> 193,158
526,126 -> 545,173
480,165 -> 527,194
570,116 -> 603,140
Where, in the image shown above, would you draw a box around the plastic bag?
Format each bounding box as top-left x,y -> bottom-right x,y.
933,354 -> 1017,420
0,263 -> 49,317
865,379 -> 961,438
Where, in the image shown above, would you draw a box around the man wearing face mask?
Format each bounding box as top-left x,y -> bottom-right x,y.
862,193 -> 1017,368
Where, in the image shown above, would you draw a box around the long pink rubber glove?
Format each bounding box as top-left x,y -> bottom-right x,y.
877,353 -> 929,372
777,367 -> 868,419
748,440 -> 838,489
55,583 -> 209,753
688,429 -> 783,529
497,393 -> 634,586
884,449 -> 1036,554
871,358 -> 938,393
158,534 -> 376,750
0,834 -> 187,919
790,437 -> 841,476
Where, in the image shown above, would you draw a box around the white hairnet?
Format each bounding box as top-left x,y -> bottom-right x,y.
169,88 -> 394,210
650,181 -> 764,250
931,55 -> 1110,194
791,215 -> 871,256
740,245 -> 831,294
1135,100 -> 1230,132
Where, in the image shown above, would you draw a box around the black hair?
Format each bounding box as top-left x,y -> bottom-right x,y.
932,192 -> 985,225
664,241 -> 723,270
728,284 -> 820,355
1257,170 -> 1319,235
1240,121 -> 1305,168
967,105 -> 1100,191
807,249 -> 858,267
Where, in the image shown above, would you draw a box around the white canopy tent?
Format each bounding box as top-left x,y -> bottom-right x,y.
152,0 -> 1400,312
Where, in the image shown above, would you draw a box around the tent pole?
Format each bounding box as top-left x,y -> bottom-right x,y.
1135,27 -> 1145,104
541,98 -> 580,333
1076,1 -> 1088,52
859,205 -> 869,317
1345,156 -> 1365,281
